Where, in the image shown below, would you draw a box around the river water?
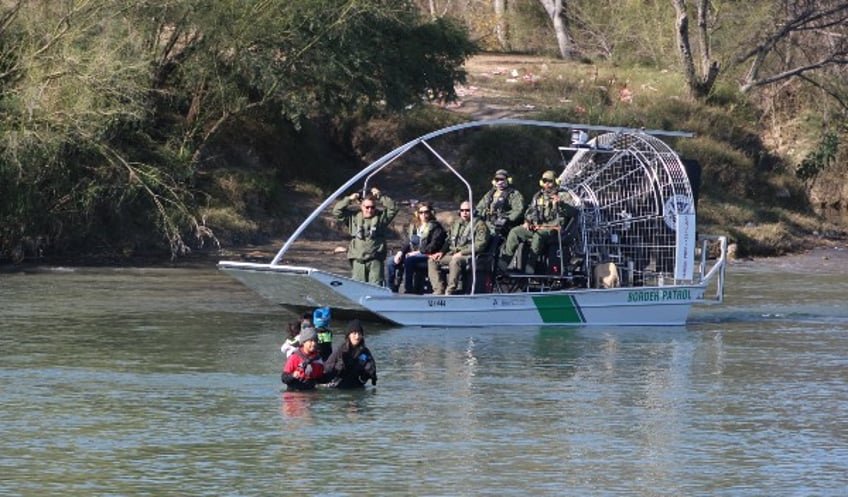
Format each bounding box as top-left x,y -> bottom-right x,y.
1,248 -> 847,496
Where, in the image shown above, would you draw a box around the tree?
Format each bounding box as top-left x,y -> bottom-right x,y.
0,0 -> 476,261
538,0 -> 576,59
671,0 -> 720,99
736,0 -> 848,94
672,0 -> 848,99
142,0 -> 475,159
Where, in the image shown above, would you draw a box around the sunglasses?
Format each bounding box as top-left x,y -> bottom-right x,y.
494,177 -> 507,181
418,210 -> 430,214
362,204 -> 375,209
459,208 -> 470,212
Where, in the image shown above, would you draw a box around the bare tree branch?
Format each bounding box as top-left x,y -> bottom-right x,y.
798,73 -> 848,111
738,1 -> 848,93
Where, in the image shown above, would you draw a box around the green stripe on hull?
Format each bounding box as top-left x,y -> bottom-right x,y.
531,294 -> 584,324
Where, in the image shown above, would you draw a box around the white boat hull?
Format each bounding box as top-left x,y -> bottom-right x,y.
217,119 -> 728,327
218,261 -> 706,326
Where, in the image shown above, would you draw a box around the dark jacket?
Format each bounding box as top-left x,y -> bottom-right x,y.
400,219 -> 447,255
325,341 -> 377,389
315,326 -> 333,361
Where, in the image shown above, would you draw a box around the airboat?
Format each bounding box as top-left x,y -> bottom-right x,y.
218,119 -> 727,326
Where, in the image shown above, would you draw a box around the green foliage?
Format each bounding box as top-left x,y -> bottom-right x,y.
458,126 -> 569,198
0,0 -> 475,261
796,132 -> 839,182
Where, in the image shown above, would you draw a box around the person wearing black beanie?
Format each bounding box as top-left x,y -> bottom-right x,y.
324,319 -> 377,388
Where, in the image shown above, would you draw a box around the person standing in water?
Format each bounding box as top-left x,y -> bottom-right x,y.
325,319 -> 377,389
280,320 -> 301,358
281,327 -> 326,391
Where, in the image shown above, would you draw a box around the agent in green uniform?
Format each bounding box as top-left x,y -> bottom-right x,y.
500,170 -> 577,274
475,168 -> 525,237
333,187 -> 399,285
428,201 -> 491,295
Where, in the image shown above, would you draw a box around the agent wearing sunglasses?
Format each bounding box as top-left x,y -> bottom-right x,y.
428,201 -> 491,295
475,168 -> 525,237
333,186 -> 399,284
387,201 -> 446,294
499,170 -> 577,275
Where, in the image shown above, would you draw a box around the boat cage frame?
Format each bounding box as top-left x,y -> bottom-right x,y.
269,119 -> 726,302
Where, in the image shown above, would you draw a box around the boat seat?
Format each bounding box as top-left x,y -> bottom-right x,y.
391,258 -> 432,294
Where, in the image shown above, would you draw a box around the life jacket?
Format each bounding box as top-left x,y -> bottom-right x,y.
292,349 -> 324,380
484,187 -> 515,219
528,190 -> 562,225
315,327 -> 333,345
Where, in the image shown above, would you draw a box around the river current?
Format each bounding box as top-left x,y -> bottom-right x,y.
1,248 -> 847,496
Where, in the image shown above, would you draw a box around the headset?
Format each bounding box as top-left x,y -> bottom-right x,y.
491,169 -> 513,186
539,170 -> 562,187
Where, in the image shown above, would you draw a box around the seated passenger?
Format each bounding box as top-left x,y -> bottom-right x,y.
387,202 -> 446,294
475,168 -> 525,237
428,201 -> 490,295
499,170 -> 577,274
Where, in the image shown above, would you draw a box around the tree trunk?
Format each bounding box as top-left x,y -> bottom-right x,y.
539,0 -> 575,59
672,0 -> 718,99
494,0 -> 509,50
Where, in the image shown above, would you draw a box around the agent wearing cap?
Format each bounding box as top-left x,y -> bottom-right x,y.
475,168 -> 525,237
281,326 -> 326,390
499,170 -> 577,274
324,319 -> 377,389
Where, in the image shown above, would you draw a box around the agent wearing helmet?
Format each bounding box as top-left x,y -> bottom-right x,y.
475,169 -> 525,237
312,307 -> 334,361
332,187 -> 399,285
281,326 -> 326,390
499,170 -> 577,274
324,319 -> 377,389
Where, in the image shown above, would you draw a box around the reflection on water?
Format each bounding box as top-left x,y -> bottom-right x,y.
1,258 -> 847,496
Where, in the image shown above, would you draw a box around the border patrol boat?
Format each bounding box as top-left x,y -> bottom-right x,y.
218,119 -> 727,326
